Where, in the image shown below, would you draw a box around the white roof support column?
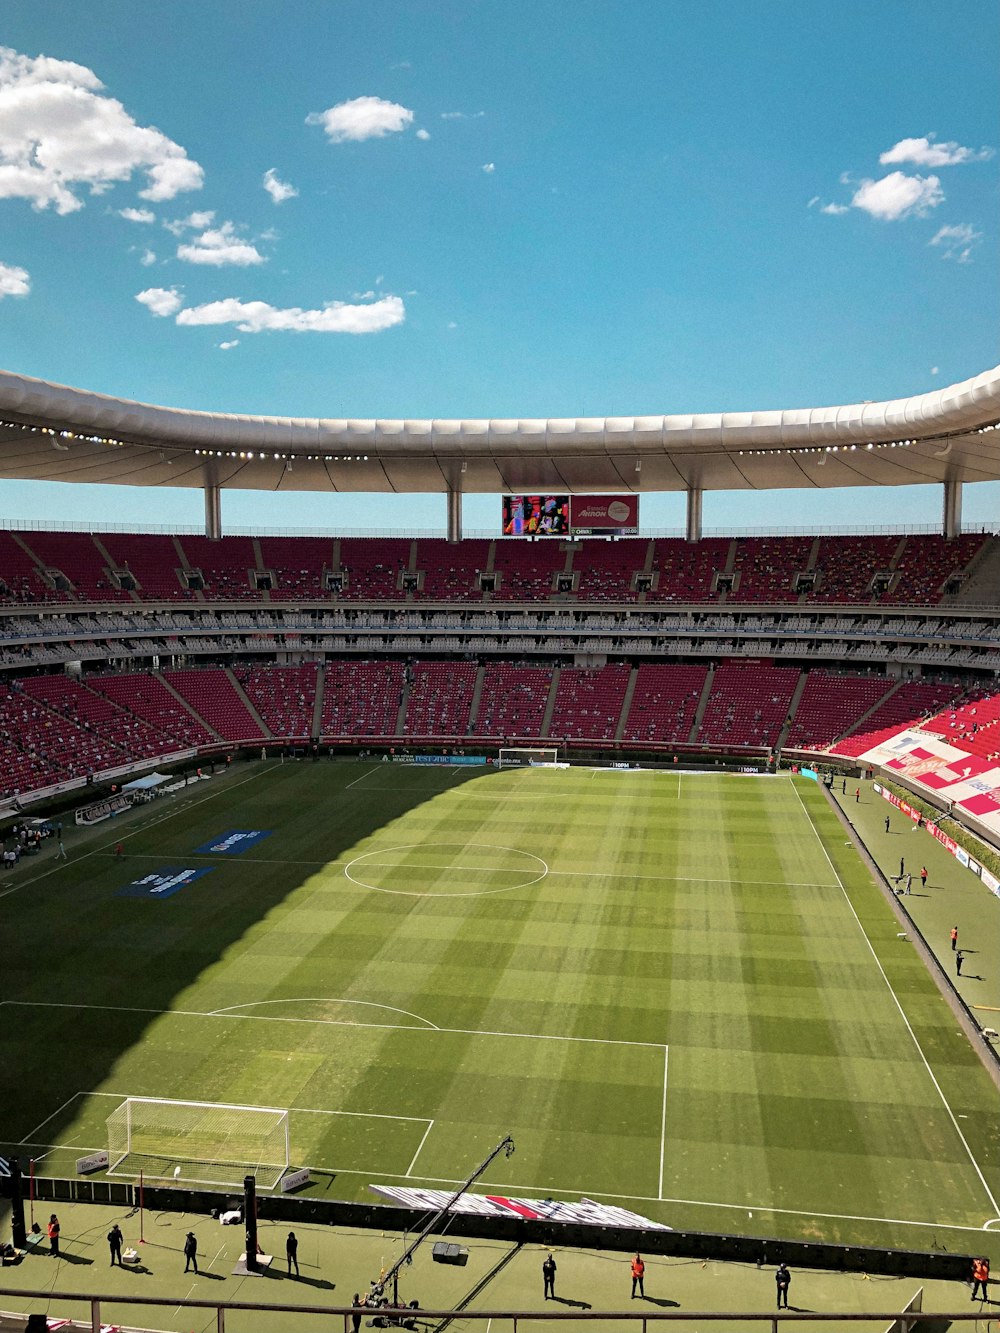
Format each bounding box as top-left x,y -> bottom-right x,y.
446,485 -> 463,544
686,486 -> 703,543
943,479 -> 963,539
204,461 -> 222,540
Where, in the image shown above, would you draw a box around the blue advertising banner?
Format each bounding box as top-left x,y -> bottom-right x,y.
392,755 -> 487,767
118,867 -> 214,900
194,830 -> 273,854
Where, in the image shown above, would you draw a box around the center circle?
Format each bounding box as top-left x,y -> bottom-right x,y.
344,842 -> 549,897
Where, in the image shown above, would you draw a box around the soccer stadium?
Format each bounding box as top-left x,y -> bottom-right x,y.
1,7 -> 999,1333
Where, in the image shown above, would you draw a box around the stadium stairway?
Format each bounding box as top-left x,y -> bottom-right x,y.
831,679 -> 903,746
688,663 -> 716,743
311,662 -> 326,739
155,670 -> 223,741
467,663 -> 487,731
614,666 -> 639,740
395,677 -> 411,734
775,669 -> 808,751
539,668 -> 561,738
225,667 -> 272,738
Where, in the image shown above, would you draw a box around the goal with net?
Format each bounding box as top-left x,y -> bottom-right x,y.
497,747 -> 565,767
106,1097 -> 290,1190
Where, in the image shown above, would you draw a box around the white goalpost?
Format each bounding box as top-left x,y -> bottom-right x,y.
497,747 -> 565,768
106,1096 -> 290,1190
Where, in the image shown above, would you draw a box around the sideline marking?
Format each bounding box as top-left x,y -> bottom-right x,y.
658,1045 -> 669,1201
406,1120 -> 435,1177
791,779 -> 1000,1219
346,767 -> 378,790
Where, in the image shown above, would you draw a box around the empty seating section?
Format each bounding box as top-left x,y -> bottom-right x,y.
922,688 -> 1000,760
99,533 -> 188,600
785,672 -> 892,749
889,534 -> 985,604
336,539 -> 411,600
729,537 -> 812,603
832,680 -> 962,757
164,668 -> 265,740
648,538 -> 730,602
234,663 -> 317,738
0,678 -> 113,781
811,536 -> 899,603
320,659 -> 405,736
258,537 -> 332,599
572,541 -> 644,601
623,664 -> 709,744
0,531 -> 64,604
19,532 -> 133,602
473,664 -> 552,737
549,664 -> 630,740
19,675 -> 172,760
88,672 -> 215,747
402,660 -> 478,736
0,680 -> 64,796
179,536 -> 259,600
698,662 -> 799,747
415,539 -> 490,600
491,543 -> 563,601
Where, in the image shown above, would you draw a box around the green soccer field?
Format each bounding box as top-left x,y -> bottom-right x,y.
3,760 -> 1000,1253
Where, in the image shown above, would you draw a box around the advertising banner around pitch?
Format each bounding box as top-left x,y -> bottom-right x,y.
370,1185 -> 670,1229
569,494 -> 640,535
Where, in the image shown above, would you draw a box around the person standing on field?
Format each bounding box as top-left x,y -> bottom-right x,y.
951,926 -> 959,951
286,1231 -> 299,1276
956,950 -> 964,976
885,815 -> 891,833
542,1253 -> 557,1299
184,1231 -> 198,1273
631,1254 -> 645,1297
776,1263 -> 791,1309
47,1215 -> 60,1257
920,866 -> 928,889
855,788 -> 860,803
108,1223 -> 123,1266
971,1256 -> 990,1300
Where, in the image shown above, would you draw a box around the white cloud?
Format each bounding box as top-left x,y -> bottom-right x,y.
806,195 -> 820,208
447,321 -> 457,329
177,220 -> 264,267
218,339 -> 239,350
415,128 -> 430,141
262,167 -> 297,203
0,260 -> 29,297
440,110 -> 485,120
929,222 -> 983,262
482,162 -> 495,174
849,171 -> 943,221
139,247 -> 156,266
135,285 -> 183,317
119,206 -> 155,223
821,202 -> 849,215
0,46 -> 203,214
880,135 -> 993,168
174,293 -> 405,334
307,96 -> 413,143
931,366 -> 940,376
164,208 -> 215,236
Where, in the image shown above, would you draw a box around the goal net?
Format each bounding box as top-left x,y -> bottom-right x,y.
497,747 -> 563,768
106,1097 -> 290,1191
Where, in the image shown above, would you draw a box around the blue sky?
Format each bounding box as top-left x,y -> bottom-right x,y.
0,0 -> 997,535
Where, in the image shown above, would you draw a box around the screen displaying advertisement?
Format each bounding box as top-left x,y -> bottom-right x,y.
569,494 -> 640,535
502,495 -> 570,537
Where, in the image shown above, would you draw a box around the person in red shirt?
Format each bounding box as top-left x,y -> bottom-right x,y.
971,1257 -> 990,1300
631,1254 -> 645,1298
47,1214 -> 60,1257
951,926 -> 959,951
920,866 -> 928,889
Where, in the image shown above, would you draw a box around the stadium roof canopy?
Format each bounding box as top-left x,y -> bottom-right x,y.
0,363 -> 998,537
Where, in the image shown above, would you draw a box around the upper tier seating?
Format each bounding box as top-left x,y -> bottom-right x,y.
87,672 -> 216,747
98,533 -> 191,601
402,660 -> 478,736
622,663 -> 709,744
785,671 -> 893,750
336,539 -> 411,601
178,536 -> 260,600
258,537 -> 333,599
548,664 -> 631,740
831,680 -> 963,757
697,661 -> 800,747
233,663 -> 318,739
571,541 -> 644,602
320,659 -> 405,737
728,537 -> 813,603
889,533 -> 987,604
414,539 -> 491,600
18,532 -> 133,602
473,664 -> 553,737
491,543 -> 565,602
811,536 -> 901,603
164,668 -> 266,741
0,532 -> 68,604
648,538 -> 731,602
